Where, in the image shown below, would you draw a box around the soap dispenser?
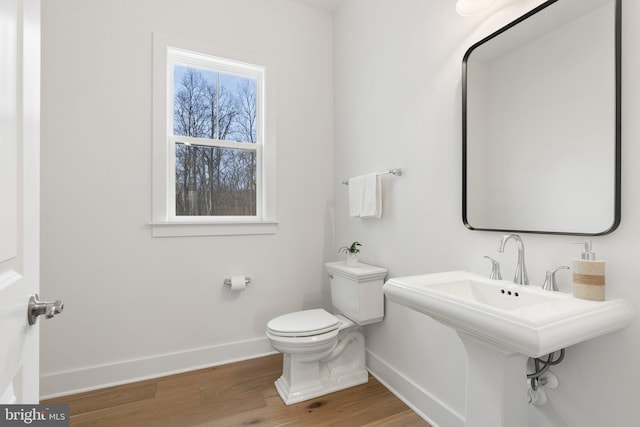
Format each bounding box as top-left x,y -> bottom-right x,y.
572,241 -> 605,301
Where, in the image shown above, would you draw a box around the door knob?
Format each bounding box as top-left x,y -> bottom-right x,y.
28,294 -> 64,325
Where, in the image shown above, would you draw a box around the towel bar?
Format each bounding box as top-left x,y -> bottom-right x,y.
342,168 -> 403,185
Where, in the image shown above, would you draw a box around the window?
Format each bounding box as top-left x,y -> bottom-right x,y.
171,60 -> 260,218
152,35 -> 276,237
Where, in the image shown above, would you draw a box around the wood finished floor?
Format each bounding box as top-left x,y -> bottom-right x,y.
42,354 -> 431,427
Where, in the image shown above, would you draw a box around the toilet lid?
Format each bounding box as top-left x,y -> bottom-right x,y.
267,309 -> 339,338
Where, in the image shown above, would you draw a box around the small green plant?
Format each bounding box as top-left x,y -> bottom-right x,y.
339,241 -> 362,254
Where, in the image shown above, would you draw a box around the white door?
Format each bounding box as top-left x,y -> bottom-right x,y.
0,0 -> 44,404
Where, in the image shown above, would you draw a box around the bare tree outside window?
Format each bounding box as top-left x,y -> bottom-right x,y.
173,65 -> 258,216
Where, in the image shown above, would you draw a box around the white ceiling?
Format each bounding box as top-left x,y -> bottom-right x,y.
291,0 -> 346,12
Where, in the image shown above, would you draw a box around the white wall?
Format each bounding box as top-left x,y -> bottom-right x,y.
40,0 -> 335,397
334,0 -> 639,426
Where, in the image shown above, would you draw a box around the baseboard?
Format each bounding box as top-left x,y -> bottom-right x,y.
366,349 -> 465,427
40,337 -> 276,400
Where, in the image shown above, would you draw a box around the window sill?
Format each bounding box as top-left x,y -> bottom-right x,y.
149,220 -> 278,237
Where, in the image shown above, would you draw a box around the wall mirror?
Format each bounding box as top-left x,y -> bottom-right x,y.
462,0 -> 620,235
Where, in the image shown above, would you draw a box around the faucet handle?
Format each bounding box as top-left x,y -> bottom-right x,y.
542,266 -> 570,291
484,256 -> 502,280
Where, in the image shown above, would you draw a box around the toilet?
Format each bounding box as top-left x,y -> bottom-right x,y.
266,261 -> 387,405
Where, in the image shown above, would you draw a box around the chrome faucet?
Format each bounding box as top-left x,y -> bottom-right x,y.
497,234 -> 529,285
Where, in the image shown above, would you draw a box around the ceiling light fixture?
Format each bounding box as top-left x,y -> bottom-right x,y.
456,0 -> 497,16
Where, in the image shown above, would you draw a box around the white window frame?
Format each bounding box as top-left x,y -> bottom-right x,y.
151,34 -> 277,237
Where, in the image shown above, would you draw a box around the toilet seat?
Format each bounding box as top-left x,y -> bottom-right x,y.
267,309 -> 339,338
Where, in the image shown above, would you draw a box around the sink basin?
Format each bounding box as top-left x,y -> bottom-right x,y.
384,271 -> 634,358
384,271 -> 635,427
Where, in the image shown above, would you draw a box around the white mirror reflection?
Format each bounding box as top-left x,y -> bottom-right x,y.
463,0 -> 619,235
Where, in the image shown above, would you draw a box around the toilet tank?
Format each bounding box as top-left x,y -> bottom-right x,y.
325,261 -> 387,325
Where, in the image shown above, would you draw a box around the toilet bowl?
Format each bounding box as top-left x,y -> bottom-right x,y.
266,262 -> 387,405
267,309 -> 366,405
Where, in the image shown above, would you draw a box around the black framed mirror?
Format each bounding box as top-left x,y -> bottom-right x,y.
462,0 -> 621,235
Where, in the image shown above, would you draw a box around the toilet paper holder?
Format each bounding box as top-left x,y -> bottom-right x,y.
224,276 -> 251,286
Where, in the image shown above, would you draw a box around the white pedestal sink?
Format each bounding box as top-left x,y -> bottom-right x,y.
383,271 -> 635,427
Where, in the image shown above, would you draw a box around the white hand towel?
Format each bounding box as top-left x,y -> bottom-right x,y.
360,173 -> 382,219
348,175 -> 365,217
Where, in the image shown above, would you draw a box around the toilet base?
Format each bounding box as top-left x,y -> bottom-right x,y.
274,368 -> 369,405
272,329 -> 368,405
